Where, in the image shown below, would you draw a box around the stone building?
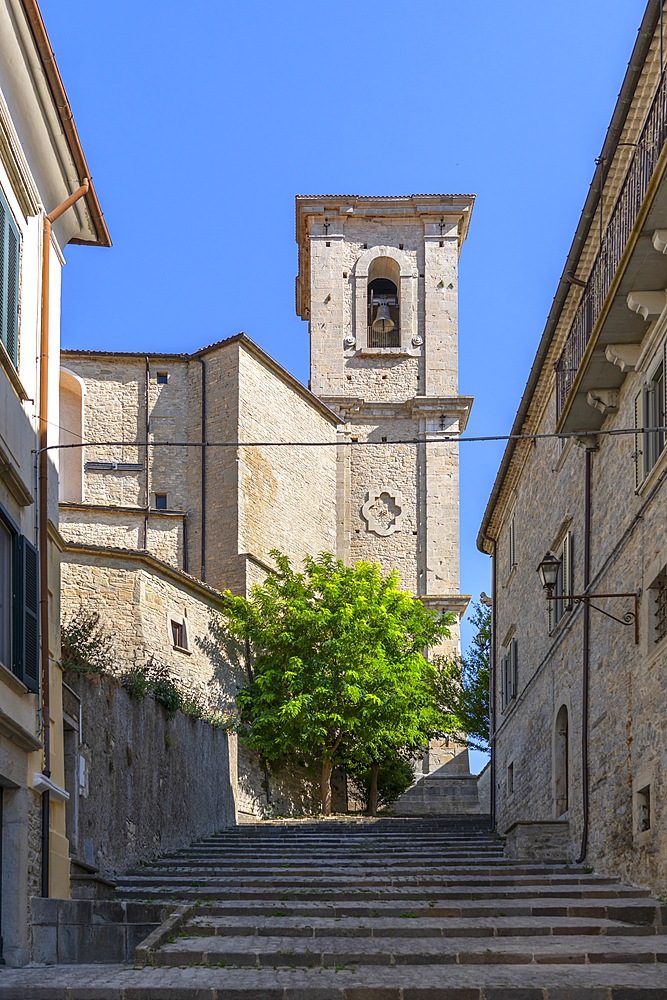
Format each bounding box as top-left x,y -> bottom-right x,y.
58,195 -> 475,804
478,0 -> 667,893
0,0 -> 109,965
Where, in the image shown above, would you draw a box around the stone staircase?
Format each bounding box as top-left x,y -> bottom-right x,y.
6,816 -> 667,997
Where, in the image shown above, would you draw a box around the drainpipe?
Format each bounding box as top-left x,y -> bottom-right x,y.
198,356 -> 207,582
144,357 -> 150,549
39,178 -> 89,896
576,444 -> 594,864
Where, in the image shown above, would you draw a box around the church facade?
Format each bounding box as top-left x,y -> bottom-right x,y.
58,195 -> 475,795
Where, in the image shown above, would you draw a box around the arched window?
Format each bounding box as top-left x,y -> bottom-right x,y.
367,257 -> 400,348
59,369 -> 85,503
554,704 -> 569,817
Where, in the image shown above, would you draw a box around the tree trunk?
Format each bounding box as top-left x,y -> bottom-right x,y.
368,762 -> 379,816
321,759 -> 333,815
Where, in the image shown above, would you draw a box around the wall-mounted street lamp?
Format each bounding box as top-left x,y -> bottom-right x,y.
537,552 -> 640,644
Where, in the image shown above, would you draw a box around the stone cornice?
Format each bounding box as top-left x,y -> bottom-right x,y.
322,395 -> 473,430
420,594 -> 472,620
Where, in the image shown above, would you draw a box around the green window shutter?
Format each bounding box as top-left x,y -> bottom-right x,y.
0,188 -> 20,368
16,535 -> 39,692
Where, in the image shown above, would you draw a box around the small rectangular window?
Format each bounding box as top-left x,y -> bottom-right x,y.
507,512 -> 516,578
507,762 -> 514,796
156,372 -> 169,385
637,785 -> 651,833
501,637 -> 518,710
154,493 -> 168,510
171,620 -> 185,649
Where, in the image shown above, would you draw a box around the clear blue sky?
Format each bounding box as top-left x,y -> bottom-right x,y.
43,0 -> 647,661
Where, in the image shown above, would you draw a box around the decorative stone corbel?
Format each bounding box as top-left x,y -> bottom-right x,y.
586,389 -> 619,417
626,290 -> 667,321
605,344 -> 642,372
574,433 -> 600,452
652,230 -> 667,254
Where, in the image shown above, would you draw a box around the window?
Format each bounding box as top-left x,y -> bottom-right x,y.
156,372 -> 169,385
650,567 -> 667,644
635,346 -> 667,487
554,705 -> 569,817
500,637 -> 517,710
154,493 -> 168,510
507,512 -> 516,577
169,615 -> 189,652
506,761 -> 514,796
549,531 -> 573,632
0,505 -> 39,690
637,785 -> 651,833
0,187 -> 20,368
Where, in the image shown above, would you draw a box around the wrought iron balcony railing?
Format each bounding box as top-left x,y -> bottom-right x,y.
555,68 -> 667,418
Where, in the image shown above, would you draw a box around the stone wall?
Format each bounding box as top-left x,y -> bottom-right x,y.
236,741 -> 346,818
65,671 -> 236,876
61,546 -> 244,712
490,358 -> 667,893
237,345 -> 338,577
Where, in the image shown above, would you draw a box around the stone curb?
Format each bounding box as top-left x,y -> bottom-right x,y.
134,903 -> 196,965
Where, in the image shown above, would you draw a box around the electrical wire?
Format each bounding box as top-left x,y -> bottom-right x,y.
35,425 -> 667,454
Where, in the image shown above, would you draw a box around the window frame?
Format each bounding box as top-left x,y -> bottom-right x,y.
635,343 -> 667,489
168,612 -> 190,654
0,185 -> 21,370
549,531 -> 573,633
500,636 -> 518,711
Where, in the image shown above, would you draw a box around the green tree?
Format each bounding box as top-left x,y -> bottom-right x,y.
434,600 -> 490,752
214,551 -> 449,814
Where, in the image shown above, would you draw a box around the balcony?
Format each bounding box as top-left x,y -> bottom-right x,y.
556,67 -> 667,432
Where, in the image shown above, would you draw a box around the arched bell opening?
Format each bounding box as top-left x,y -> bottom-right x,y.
367,257 -> 400,347
553,704 -> 569,817
59,368 -> 85,503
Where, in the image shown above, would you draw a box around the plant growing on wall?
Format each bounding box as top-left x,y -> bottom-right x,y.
434,600 -> 490,752
61,607 -> 114,674
214,551 -> 449,815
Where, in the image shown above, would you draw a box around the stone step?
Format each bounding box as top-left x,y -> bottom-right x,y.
136,896 -> 664,928
121,869 -> 620,888
114,878 -> 641,898
152,931 -> 667,967
185,913 -> 661,939
4,961 -> 667,996
115,883 -> 651,902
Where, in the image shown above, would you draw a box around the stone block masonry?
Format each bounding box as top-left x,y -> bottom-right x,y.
63,671 -> 236,877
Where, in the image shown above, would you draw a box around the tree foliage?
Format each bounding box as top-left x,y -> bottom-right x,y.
434,600 -> 490,752
215,551 -> 450,813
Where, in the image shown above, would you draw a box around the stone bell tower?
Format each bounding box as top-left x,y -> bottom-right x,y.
296,195 -> 474,684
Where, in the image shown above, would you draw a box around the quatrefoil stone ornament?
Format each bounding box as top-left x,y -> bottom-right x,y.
361,488 -> 405,537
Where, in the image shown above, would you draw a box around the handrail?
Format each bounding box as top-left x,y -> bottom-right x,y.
556,67 -> 667,417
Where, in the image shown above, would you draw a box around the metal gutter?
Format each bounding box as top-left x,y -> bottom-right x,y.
20,0 -> 111,247
476,0 -> 660,553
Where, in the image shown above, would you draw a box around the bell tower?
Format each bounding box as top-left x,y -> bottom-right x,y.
296,194 -> 474,679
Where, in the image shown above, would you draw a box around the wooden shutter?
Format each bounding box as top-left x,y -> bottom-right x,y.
562,532 -> 573,612
0,189 -> 20,368
510,638 -> 518,701
634,389 -> 644,489
16,535 -> 39,692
